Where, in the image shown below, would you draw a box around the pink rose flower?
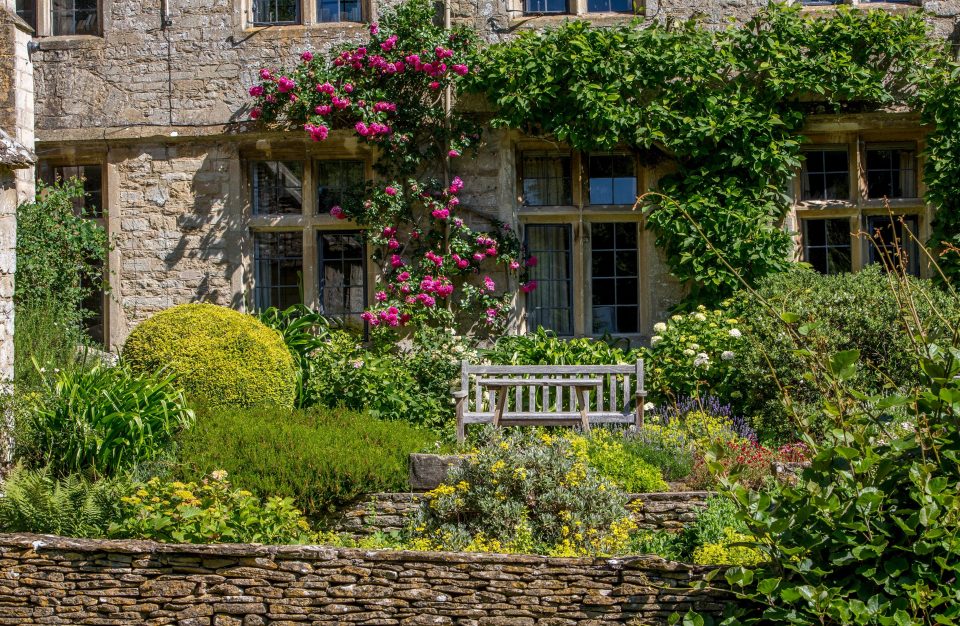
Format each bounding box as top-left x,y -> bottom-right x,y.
369,22 -> 379,34
249,108 -> 262,120
390,254 -> 405,268
387,238 -> 400,250
277,76 -> 296,93
449,176 -> 464,193
375,291 -> 387,302
329,205 -> 346,219
249,85 -> 264,97
385,186 -> 397,196
300,50 -> 313,62
259,68 -> 272,79
521,280 -> 538,293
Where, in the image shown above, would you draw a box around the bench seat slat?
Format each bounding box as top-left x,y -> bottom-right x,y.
463,411 -> 635,424
465,365 -> 636,374
477,378 -> 604,386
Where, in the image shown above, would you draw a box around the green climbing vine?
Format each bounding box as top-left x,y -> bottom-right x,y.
471,4 -> 960,300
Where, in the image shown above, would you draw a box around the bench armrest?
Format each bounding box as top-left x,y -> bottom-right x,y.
452,390 -> 469,399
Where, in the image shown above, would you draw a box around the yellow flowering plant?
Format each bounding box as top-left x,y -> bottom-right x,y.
109,472 -> 314,544
409,427 -> 636,556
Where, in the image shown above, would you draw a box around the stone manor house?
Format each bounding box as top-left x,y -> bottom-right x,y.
1,0 -> 958,351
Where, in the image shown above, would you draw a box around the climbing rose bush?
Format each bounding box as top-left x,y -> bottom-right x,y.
247,0 -> 534,333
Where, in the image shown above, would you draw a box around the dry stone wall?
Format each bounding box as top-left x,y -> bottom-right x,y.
0,532 -> 726,624
335,492 -> 712,537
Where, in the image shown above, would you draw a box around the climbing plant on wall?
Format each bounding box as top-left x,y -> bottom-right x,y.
247,0 -> 529,333
471,5 -> 960,300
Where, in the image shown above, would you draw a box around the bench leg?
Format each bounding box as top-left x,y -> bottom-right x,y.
575,387 -> 590,433
635,393 -> 645,430
455,397 -> 466,443
493,389 -> 508,429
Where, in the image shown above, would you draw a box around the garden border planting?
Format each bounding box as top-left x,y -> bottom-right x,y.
0,532 -> 726,624
336,491 -> 713,537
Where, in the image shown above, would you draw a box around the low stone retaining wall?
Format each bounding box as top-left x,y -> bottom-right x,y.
336,491 -> 713,536
0,533 -> 725,624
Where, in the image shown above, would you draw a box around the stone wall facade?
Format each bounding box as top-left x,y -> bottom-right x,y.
22,0 -> 960,347
336,491 -> 712,537
0,532 -> 726,624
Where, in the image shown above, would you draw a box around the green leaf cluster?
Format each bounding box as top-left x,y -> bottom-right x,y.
471,5 -> 958,300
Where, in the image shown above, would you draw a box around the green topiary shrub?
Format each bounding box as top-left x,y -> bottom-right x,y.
123,303 -> 296,409
175,405 -> 434,517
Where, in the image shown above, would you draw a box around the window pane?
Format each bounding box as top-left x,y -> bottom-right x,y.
866,147 -> 916,199
253,0 -> 299,24
16,0 -> 37,31
40,163 -> 103,217
522,152 -> 572,206
317,0 -> 361,21
867,215 -> 919,277
591,222 -> 639,335
589,155 -> 636,206
319,231 -> 366,328
51,0 -> 99,35
254,232 -> 303,310
526,224 -> 573,335
801,149 -> 849,201
525,0 -> 567,12
317,160 -> 364,212
252,161 -> 303,215
803,218 -> 851,275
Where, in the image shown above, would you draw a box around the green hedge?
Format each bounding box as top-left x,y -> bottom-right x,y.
123,303 -> 296,410
175,406 -> 434,518
730,265 -> 960,441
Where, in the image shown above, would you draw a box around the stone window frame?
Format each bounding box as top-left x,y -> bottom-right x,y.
22,0 -> 104,38
242,0 -> 374,28
515,139 -> 651,342
790,123 -> 930,277
243,145 -> 376,317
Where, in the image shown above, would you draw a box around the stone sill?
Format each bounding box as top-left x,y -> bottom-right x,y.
239,22 -> 368,40
32,35 -> 103,51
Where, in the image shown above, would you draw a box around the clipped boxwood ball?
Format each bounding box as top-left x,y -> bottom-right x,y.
123,303 -> 296,410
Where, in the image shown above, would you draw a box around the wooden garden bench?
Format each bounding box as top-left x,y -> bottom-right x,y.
452,360 -> 647,442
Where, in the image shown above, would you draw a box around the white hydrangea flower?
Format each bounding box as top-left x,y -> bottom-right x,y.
729,328 -> 742,338
690,343 -> 700,351
694,312 -> 707,322
693,352 -> 711,367
671,314 -> 683,322
721,350 -> 735,361
650,335 -> 663,346
683,348 -> 695,357
653,322 -> 667,333
643,402 -> 655,411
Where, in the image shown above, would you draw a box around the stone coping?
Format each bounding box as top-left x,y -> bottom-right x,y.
0,532 -> 713,573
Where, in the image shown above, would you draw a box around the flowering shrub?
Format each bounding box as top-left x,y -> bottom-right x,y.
568,429 -> 668,493
689,438 -> 810,490
248,0 -> 533,333
650,397 -> 757,445
646,304 -> 743,403
110,473 -> 314,544
306,327 -> 471,431
409,429 -> 636,556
